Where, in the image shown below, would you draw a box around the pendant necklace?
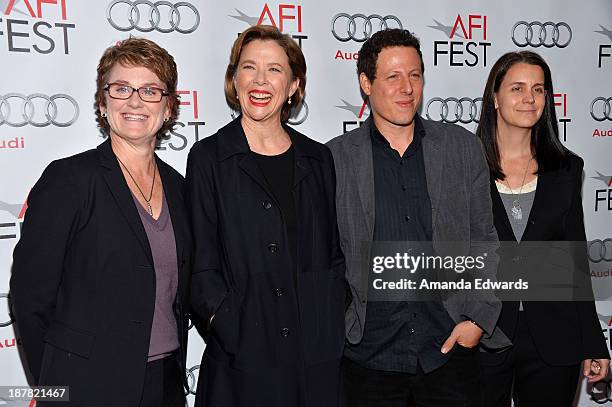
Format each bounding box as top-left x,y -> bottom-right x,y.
116,155 -> 157,217
504,157 -> 533,221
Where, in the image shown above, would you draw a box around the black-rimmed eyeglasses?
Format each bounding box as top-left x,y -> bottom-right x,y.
104,83 -> 169,103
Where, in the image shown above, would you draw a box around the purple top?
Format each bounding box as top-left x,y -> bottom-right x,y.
132,193 -> 179,361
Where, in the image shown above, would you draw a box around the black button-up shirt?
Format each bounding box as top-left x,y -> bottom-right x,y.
344,116 -> 455,373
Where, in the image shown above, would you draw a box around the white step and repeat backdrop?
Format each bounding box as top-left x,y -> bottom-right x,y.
1,0 -> 611,405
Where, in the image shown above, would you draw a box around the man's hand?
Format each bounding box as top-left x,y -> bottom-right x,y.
441,320 -> 484,354
583,359 -> 610,383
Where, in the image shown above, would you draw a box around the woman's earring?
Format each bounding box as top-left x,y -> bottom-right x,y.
164,117 -> 169,122
287,97 -> 292,105
101,112 -> 107,118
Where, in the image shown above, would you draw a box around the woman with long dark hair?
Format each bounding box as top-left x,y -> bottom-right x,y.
476,50 -> 609,406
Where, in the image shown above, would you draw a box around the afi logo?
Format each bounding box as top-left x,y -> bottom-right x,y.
229,4 -> 307,47
257,3 -> 302,33
449,14 -> 487,40
3,0 -> 68,20
159,89 -> 205,152
431,14 -> 491,67
1,0 -> 75,54
592,172 -> 612,212
337,98 -> 369,133
553,93 -> 571,142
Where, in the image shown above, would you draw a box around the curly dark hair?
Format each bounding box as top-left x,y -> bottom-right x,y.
94,37 -> 179,140
357,28 -> 424,81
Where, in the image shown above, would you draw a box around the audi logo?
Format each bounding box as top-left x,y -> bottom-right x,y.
0,93 -> 79,128
107,0 -> 200,34
591,97 -> 612,122
331,13 -> 403,42
511,21 -> 572,48
287,100 -> 309,126
0,293 -> 15,328
425,97 -> 482,124
185,364 -> 200,395
588,239 -> 612,263
590,379 -> 612,404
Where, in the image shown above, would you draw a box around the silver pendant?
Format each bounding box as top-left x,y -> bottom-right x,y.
511,201 -> 522,220
146,203 -> 153,217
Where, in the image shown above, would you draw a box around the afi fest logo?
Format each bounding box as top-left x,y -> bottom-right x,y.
594,24 -> 611,68
337,97 -> 369,133
429,13 -> 491,67
331,13 -> 403,61
1,0 -> 75,54
592,171 -> 612,212
229,3 -> 307,47
553,92 -> 571,142
158,89 -> 204,152
0,198 -> 26,241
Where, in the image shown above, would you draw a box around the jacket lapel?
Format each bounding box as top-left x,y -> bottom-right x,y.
422,122 -> 444,234
158,161 -> 185,264
520,172 -> 545,242
350,119 -> 375,240
490,178 -> 518,241
97,139 -> 154,265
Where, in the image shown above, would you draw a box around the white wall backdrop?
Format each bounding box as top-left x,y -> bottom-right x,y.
1,0 -> 611,405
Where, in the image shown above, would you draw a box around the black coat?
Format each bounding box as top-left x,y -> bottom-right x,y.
10,139 -> 191,406
185,118 -> 347,407
480,155 -> 609,366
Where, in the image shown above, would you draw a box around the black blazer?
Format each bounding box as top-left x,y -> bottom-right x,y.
10,139 -> 191,407
482,155 -> 608,366
185,117 -> 347,407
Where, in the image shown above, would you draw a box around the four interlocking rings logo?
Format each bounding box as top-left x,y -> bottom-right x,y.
588,239 -> 612,263
185,364 -> 200,395
591,97 -> 612,121
331,13 -> 403,42
0,93 -> 79,128
511,21 -> 572,48
426,97 -> 482,124
107,0 -> 200,34
0,293 -> 14,328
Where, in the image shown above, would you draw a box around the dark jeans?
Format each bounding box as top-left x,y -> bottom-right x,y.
343,345 -> 481,407
139,353 -> 185,407
480,313 -> 580,407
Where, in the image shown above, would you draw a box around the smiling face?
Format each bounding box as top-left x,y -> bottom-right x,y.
360,46 -> 423,131
100,63 -> 170,145
233,39 -> 299,125
494,62 -> 546,131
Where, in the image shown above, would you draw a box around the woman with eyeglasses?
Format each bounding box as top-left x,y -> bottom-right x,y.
10,38 -> 191,407
476,51 -> 609,406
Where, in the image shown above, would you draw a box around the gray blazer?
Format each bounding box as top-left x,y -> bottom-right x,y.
326,116 -> 511,350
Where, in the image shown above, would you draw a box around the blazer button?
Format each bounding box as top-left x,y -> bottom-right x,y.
280,327 -> 290,337
268,243 -> 279,253
273,288 -> 285,297
512,256 -> 521,263
262,200 -> 272,210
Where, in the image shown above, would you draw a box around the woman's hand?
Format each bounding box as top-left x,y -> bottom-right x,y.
583,358 -> 610,382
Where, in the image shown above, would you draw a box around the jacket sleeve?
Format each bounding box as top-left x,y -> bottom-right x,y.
461,137 -> 502,337
565,157 -> 610,360
184,144 -> 230,326
10,160 -> 80,383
